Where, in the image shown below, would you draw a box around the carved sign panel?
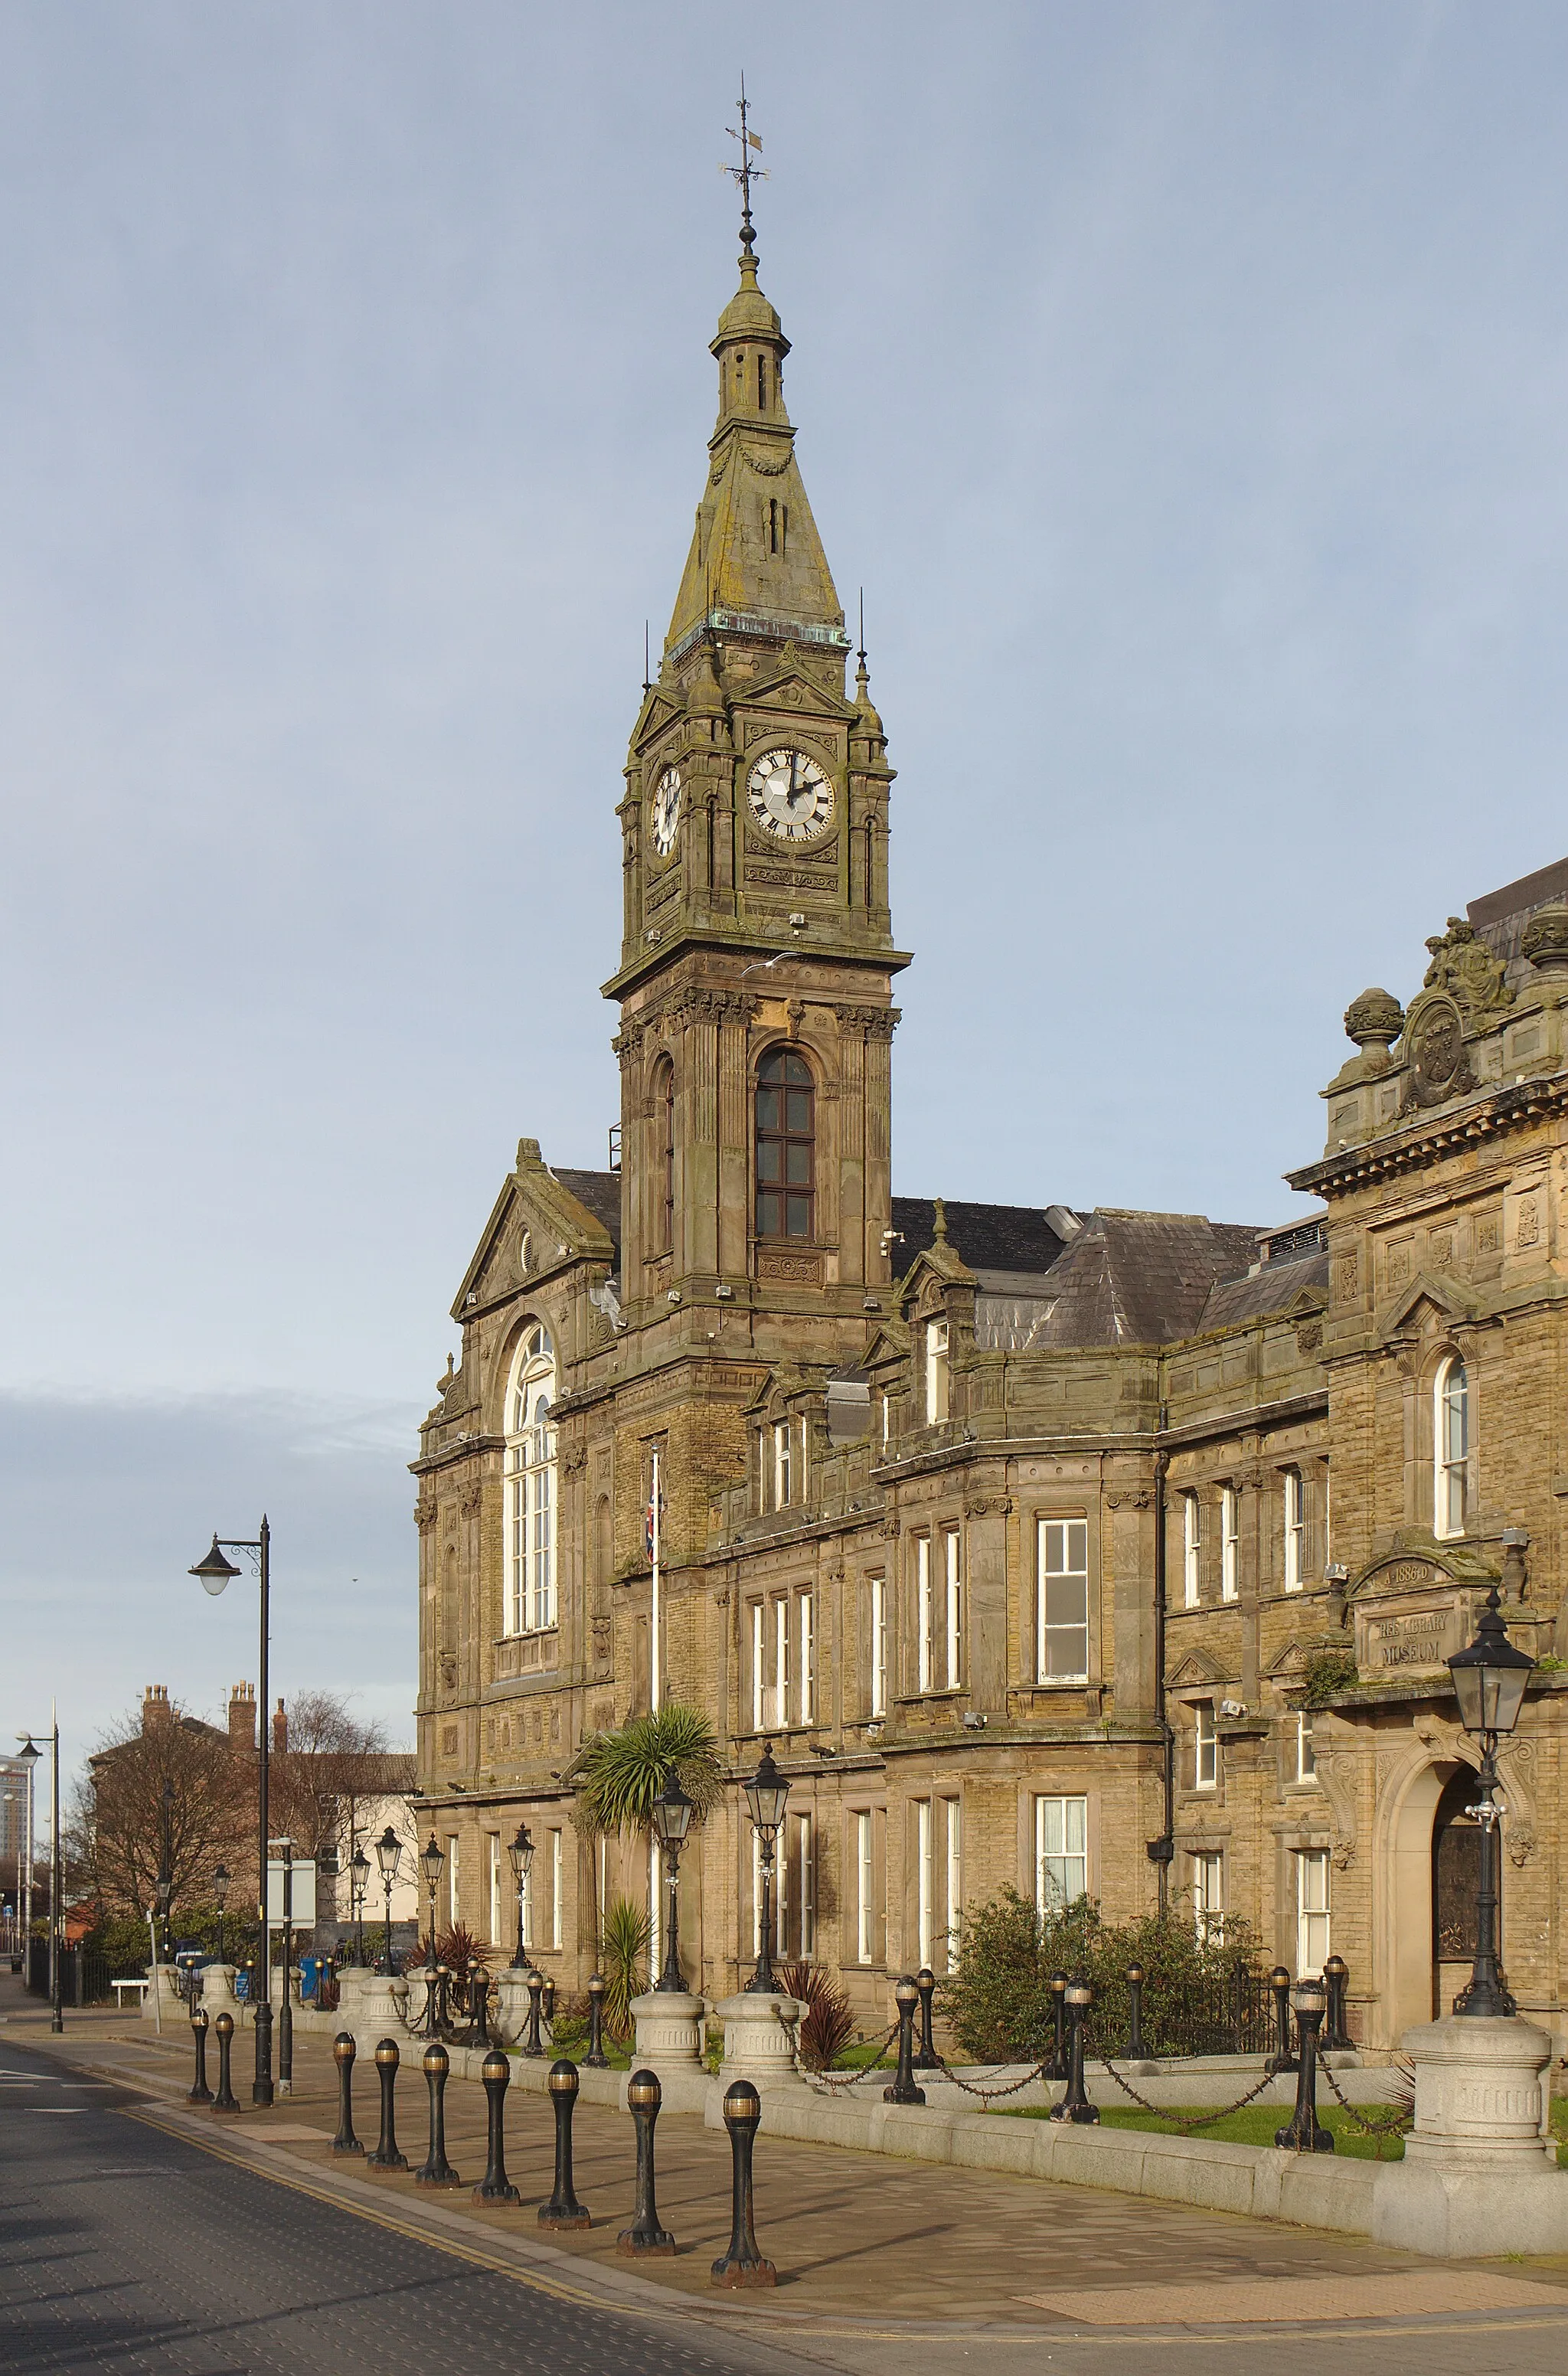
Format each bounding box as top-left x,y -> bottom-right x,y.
1354,1590 -> 1466,1674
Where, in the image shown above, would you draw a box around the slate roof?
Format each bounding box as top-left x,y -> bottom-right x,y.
892,1197 -> 1073,1278
557,1168 -> 622,1262
1027,1212 -> 1265,1348
1195,1247 -> 1329,1332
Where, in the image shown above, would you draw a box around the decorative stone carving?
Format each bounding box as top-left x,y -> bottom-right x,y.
1521,900 -> 1568,972
459,1481 -> 484,1519
1105,1489 -> 1152,1512
1295,1320 -> 1323,1354
1516,1193 -> 1540,1248
1343,986 -> 1404,1055
1421,917 -> 1514,1022
1406,996 -> 1476,1108
962,1495 -> 1012,1518
415,1496 -> 439,1534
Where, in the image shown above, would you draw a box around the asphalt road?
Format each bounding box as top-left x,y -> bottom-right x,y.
0,2037 -> 819,2376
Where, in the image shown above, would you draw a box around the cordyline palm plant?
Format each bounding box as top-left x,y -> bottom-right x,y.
600,1897 -> 652,2041
567,1703 -> 726,1838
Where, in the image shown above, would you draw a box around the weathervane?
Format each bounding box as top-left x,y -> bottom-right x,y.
721,75 -> 768,263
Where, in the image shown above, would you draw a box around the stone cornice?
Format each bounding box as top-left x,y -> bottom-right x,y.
1287,1070 -> 1568,1201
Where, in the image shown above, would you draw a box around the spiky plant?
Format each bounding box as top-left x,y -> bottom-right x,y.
569,1704 -> 725,1840
600,1896 -> 652,2040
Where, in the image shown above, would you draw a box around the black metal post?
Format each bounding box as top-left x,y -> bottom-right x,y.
883,1976 -> 926,2106
367,2038 -> 407,2172
254,1523 -> 273,2104
1048,1978 -> 1099,2123
543,1976 -> 557,2028
1047,1969 -> 1068,2081
436,1964 -> 454,2038
539,2059 -> 590,2229
745,1840 -> 779,1993
911,1966 -> 940,2070
382,1875 -> 395,1973
277,1848 -> 294,2095
418,1963 -> 442,2038
1125,1963 -> 1148,2060
462,1966 -> 492,2050
711,2079 -> 776,2288
332,2032 -> 362,2155
584,1972 -> 609,2067
1275,1987 -> 1334,2152
656,1839 -> 684,1992
49,1722 -> 64,2034
1321,1955 -> 1351,2052
211,2012 -> 240,2113
522,1969 -> 545,2057
617,2070 -> 675,2254
1266,1964 -> 1298,2075
188,2007 -> 213,2104
415,2042 -> 461,2187
1456,1744 -> 1515,2016
472,2049 -> 519,2204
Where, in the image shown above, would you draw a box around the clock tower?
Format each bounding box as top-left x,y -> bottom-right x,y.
606,185 -> 910,1338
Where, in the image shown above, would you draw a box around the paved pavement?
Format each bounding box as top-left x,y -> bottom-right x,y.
5,1981 -> 1568,2376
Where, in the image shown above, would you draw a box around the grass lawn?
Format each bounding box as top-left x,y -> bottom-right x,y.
1003,2094 -> 1568,2166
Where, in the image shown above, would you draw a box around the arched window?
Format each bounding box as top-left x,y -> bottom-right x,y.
653,1058 -> 675,1252
1435,1353 -> 1469,1538
755,1047 -> 814,1240
504,1324 -> 557,1633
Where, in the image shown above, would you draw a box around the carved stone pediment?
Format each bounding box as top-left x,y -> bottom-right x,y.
1169,1646 -> 1230,1688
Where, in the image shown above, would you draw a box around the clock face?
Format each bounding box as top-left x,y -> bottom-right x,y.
746,747 -> 835,842
650,766 -> 681,858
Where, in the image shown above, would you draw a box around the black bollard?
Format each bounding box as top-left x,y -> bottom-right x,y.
211,2011 -> 241,2113
883,1976 -> 926,2106
472,2048 -> 519,2204
1321,1954 -> 1352,2052
1125,1963 -> 1148,2061
419,1963 -> 442,2039
521,1968 -> 545,2058
436,1965 -> 455,2038
367,2038 -> 408,2172
584,1973 -> 609,2068
1266,1964 -> 1298,2076
188,2005 -> 213,2105
711,2079 -> 776,2288
416,2042 -> 462,2187
542,1976 -> 557,2029
332,2031 -> 363,2155
911,1966 -> 940,2070
1048,1977 -> 1099,2123
1047,1969 -> 1069,2080
462,1965 -> 492,2051
1276,1979 -> 1334,2152
538,2059 -> 590,2229
617,2069 -> 675,2254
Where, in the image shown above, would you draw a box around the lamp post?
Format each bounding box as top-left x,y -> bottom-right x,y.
16,1738 -> 40,1988
506,1824 -> 534,1970
190,1521 -> 274,2106
374,1826 -> 402,1971
650,1773 -> 694,1992
741,1743 -> 789,1994
213,1864 -> 230,1967
1446,1583 -> 1534,2018
158,1780 -> 176,1966
419,1833 -> 446,1969
349,1845 -> 371,1967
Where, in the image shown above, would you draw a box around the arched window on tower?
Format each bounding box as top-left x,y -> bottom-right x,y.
755,1047 -> 815,1241
758,354 -> 768,408
652,1057 -> 675,1253
1435,1352 -> 1469,1538
504,1324 -> 557,1634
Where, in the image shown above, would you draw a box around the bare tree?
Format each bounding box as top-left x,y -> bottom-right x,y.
79,1706 -> 250,1919
269,1691 -> 413,1886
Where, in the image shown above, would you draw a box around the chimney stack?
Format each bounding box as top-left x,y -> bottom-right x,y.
142,1685 -> 172,1733
272,1697 -> 288,1755
227,1684 -> 256,1751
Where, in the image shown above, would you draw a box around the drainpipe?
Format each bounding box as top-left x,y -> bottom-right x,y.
1148,1443 -> 1174,1917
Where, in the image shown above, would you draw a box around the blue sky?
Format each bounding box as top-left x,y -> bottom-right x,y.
5,2 -> 1568,1773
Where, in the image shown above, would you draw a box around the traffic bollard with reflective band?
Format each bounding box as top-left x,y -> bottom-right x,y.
332,2031 -> 363,2155
583,1973 -> 609,2068
911,1968 -> 939,2071
188,2005 -> 213,2104
711,2080 -> 776,2288
538,2059 -> 590,2229
367,2038 -> 408,2172
416,2041 -> 462,2187
617,2069 -> 675,2254
211,2012 -> 241,2113
1048,1977 -> 1099,2123
883,1976 -> 926,2105
472,2049 -> 519,2204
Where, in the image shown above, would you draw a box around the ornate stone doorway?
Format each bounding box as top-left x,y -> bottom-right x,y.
1387,1757 -> 1459,2043
1431,1763 -> 1493,2017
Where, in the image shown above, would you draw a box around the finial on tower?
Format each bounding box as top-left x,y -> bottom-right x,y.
722,75 -> 768,277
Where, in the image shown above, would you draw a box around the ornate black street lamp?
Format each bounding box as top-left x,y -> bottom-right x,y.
650,1772 -> 694,1992
418,1835 -> 446,1969
374,1826 -> 401,1970
1447,1583 -> 1534,2018
190,1521 -> 274,2105
155,1863 -> 175,1970
506,1824 -> 534,1969
349,1845 -> 371,1967
741,1743 -> 789,1994
212,1864 -> 230,1966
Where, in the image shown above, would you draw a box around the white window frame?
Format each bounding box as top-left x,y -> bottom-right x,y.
773,1419 -> 793,1510
1191,1849 -> 1224,1943
446,1834 -> 460,1932
487,1832 -> 502,1945
751,1601 -> 766,1732
869,1574 -> 887,1718
925,1315 -> 949,1422
1033,1793 -> 1087,1914
1037,1518 -> 1089,1682
799,1591 -> 815,1726
1435,1354 -> 1468,1540
916,1799 -> 934,1970
1220,1486 -> 1239,1603
504,1325 -> 557,1635
1295,1711 -> 1318,1786
1283,1468 -> 1305,1592
773,1596 -> 789,1731
855,1811 -> 874,1963
548,1827 -> 563,1949
1194,1700 -> 1217,1791
794,1812 -> 815,1957
1183,1492 -> 1201,1607
916,1535 -> 934,1691
943,1528 -> 962,1690
1297,1847 -> 1331,1975
943,1796 -> 962,1970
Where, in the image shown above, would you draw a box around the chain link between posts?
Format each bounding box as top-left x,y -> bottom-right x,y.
1090,2054 -> 1281,2130
803,2023 -> 900,2090
1318,2054 -> 1411,2152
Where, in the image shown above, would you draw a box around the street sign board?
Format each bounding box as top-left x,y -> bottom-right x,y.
265,1858 -> 317,1924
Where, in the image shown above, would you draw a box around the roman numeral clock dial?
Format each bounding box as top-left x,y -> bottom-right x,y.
746,747 -> 835,843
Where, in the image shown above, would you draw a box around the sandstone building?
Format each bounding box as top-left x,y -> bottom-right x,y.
411,204 -> 1568,2052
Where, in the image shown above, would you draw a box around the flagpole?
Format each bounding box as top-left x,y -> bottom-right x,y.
650,1446 -> 662,1715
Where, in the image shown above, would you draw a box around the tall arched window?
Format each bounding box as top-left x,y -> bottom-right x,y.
504,1324 -> 557,1633
1435,1353 -> 1469,1538
653,1058 -> 675,1253
755,1047 -> 815,1240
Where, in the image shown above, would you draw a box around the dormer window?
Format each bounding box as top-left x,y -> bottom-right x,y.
925,1317 -> 949,1423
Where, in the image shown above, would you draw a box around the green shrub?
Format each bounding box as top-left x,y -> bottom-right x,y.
1296,1649 -> 1358,1706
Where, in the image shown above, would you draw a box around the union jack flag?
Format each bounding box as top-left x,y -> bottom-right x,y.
645,1487 -> 665,1564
